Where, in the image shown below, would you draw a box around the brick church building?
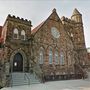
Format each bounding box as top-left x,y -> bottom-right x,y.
0,8 -> 89,87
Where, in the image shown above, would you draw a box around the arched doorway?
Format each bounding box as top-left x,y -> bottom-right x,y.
13,53 -> 23,72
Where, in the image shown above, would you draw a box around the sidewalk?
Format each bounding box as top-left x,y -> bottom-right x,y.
1,79 -> 90,90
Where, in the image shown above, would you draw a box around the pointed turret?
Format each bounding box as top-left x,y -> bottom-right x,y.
71,8 -> 82,23
72,8 -> 81,16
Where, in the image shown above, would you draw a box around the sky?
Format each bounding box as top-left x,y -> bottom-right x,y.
0,0 -> 90,48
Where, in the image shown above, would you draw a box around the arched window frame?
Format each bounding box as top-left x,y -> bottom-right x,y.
55,50 -> 59,64
39,47 -> 44,64
21,30 -> 26,40
60,52 -> 64,65
49,48 -> 53,64
13,28 -> 19,39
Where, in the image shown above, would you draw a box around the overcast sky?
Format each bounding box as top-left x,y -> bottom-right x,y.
0,0 -> 90,48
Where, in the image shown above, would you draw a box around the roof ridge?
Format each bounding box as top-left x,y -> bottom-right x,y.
31,21 -> 45,34
31,9 -> 61,35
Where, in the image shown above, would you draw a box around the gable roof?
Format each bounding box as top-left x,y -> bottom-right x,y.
31,21 -> 45,34
31,8 -> 61,35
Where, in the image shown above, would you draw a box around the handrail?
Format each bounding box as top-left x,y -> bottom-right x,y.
75,63 -> 86,73
34,70 -> 42,82
24,73 -> 30,85
74,63 -> 88,78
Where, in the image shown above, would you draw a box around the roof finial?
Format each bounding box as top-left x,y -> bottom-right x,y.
52,8 -> 56,13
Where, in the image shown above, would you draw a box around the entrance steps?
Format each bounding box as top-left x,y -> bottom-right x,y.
11,72 -> 40,86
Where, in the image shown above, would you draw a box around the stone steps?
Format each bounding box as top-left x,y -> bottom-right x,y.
11,72 -> 40,86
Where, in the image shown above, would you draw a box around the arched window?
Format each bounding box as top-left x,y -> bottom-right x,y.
21,30 -> 25,40
60,52 -> 64,65
13,28 -> 19,39
55,50 -> 59,64
39,47 -> 44,64
49,48 -> 53,64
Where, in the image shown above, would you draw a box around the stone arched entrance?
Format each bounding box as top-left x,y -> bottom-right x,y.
10,49 -> 27,72
13,53 -> 23,72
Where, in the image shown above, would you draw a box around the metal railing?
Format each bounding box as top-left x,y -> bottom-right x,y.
74,63 -> 88,79
24,73 -> 30,85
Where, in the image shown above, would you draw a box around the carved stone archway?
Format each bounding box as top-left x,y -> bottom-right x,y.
13,53 -> 23,72
10,49 -> 27,72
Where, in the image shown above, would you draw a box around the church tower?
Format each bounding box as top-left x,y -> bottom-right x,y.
71,8 -> 86,49
1,14 -> 32,85
71,8 -> 88,65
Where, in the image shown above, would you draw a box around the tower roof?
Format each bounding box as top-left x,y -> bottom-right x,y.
72,8 -> 81,16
